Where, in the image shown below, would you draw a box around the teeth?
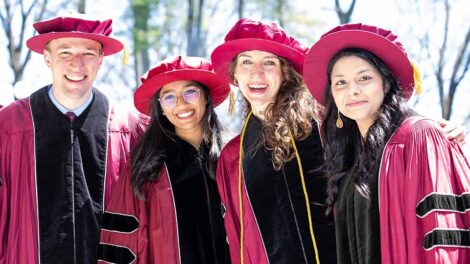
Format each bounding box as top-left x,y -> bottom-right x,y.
66,75 -> 86,81
177,111 -> 194,118
248,84 -> 267,89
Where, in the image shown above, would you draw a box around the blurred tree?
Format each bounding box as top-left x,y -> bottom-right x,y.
334,0 -> 357,24
186,0 -> 205,56
274,0 -> 286,27
131,0 -> 156,89
432,0 -> 469,119
0,0 -> 48,99
414,0 -> 469,119
77,0 -> 86,13
237,0 -> 244,19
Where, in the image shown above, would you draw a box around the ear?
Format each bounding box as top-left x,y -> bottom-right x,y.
384,83 -> 391,94
97,54 -> 104,67
44,50 -> 52,68
233,71 -> 239,86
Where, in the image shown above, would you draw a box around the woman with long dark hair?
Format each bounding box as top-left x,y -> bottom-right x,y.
304,23 -> 470,263
98,56 -> 231,264
211,18 -> 336,264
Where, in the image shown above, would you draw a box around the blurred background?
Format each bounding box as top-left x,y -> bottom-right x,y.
1,0 -> 469,153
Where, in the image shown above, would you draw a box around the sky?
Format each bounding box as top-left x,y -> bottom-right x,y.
1,0 -> 469,151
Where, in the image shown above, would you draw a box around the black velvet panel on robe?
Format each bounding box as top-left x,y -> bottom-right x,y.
335,150 -> 381,264
242,116 -> 337,264
165,137 -> 230,264
31,86 -> 109,264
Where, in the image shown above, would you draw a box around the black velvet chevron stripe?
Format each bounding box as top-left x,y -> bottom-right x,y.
98,243 -> 136,264
101,212 -> 139,233
423,229 -> 470,250
416,193 -> 470,217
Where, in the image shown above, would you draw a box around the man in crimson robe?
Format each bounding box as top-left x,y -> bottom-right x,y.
0,15 -> 146,264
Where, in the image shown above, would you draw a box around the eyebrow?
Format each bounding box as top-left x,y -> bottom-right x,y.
238,54 -> 279,60
357,69 -> 372,74
56,45 -> 99,51
160,89 -> 174,95
160,83 -> 198,95
332,68 -> 372,78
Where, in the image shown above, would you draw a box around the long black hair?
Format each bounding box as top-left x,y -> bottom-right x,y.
131,81 -> 223,198
322,48 -> 416,213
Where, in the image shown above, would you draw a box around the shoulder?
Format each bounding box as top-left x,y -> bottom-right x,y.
402,116 -> 443,138
108,105 -> 149,134
219,135 -> 241,162
388,116 -> 440,141
0,97 -> 32,133
222,135 -> 240,154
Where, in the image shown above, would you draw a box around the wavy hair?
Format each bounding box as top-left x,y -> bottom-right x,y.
230,56 -> 321,170
131,82 -> 223,198
321,48 -> 416,213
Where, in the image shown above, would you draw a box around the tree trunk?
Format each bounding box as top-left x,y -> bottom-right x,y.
334,0 -> 357,24
432,0 -> 470,120
77,0 -> 86,13
131,0 -> 151,90
238,0 -> 244,19
0,0 -> 48,100
186,0 -> 205,56
275,0 -> 285,27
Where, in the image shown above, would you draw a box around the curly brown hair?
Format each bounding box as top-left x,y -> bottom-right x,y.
230,55 -> 321,170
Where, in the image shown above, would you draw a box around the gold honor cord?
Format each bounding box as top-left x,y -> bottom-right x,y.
238,112 -> 320,264
238,111 -> 253,264
287,129 -> 320,264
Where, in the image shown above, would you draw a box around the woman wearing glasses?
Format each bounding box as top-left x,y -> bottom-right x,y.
98,56 -> 230,264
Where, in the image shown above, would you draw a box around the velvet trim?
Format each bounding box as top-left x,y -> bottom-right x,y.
101,212 -> 139,233
98,243 -> 136,264
165,137 -> 230,264
242,116 -> 336,264
416,193 -> 470,218
31,86 -> 109,263
423,229 -> 470,250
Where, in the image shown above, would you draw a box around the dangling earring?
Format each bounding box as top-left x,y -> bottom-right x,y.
336,109 -> 344,128
228,90 -> 236,116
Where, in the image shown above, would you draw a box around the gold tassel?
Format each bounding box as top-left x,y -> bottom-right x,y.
122,43 -> 130,65
228,90 -> 235,115
411,61 -> 422,95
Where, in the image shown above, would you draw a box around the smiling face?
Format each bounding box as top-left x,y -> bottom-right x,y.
233,50 -> 283,116
159,80 -> 207,137
44,37 -> 103,102
330,55 -> 386,136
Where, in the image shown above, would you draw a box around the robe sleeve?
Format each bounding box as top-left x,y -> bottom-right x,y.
404,119 -> 470,263
0,110 -> 7,262
216,138 -> 242,264
98,164 -> 148,264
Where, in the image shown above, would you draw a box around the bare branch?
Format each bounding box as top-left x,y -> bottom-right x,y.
452,27 -> 470,86
334,0 -> 357,24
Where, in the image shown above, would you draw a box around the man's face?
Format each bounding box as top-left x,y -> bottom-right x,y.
44,37 -> 103,100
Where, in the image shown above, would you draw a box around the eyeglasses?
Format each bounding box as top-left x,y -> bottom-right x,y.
158,86 -> 201,108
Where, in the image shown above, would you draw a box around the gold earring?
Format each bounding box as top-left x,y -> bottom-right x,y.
336,109 -> 343,128
228,90 -> 236,116
233,78 -> 239,86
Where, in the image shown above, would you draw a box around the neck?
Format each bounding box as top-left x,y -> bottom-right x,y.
52,86 -> 93,110
251,105 -> 269,121
176,126 -> 203,149
356,120 -> 373,139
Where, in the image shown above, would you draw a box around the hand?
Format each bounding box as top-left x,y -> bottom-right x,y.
438,119 -> 466,146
